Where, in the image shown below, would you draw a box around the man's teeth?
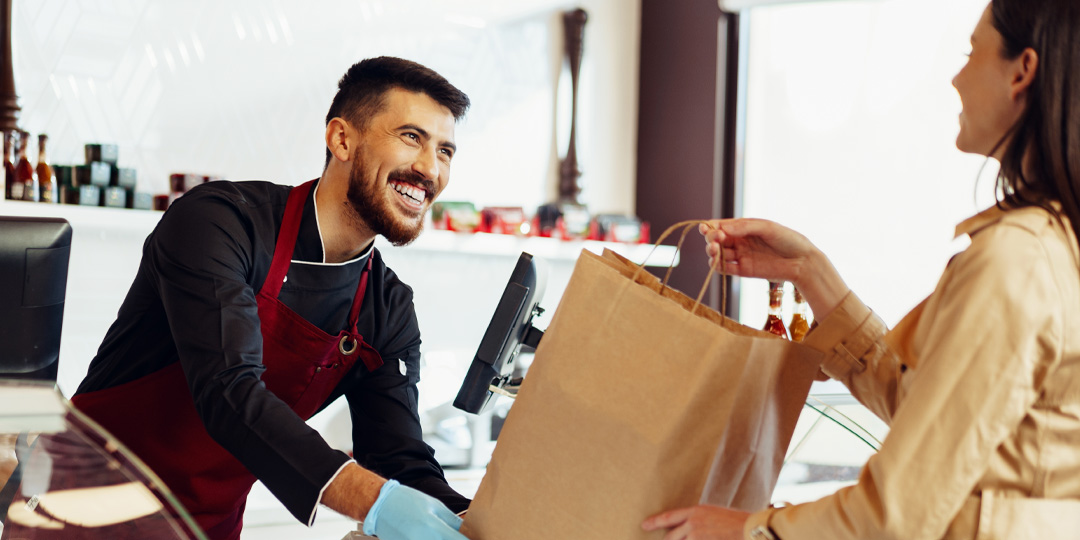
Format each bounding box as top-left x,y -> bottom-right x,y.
391,182 -> 424,204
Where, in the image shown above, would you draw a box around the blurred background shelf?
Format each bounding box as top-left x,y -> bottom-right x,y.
403,229 -> 679,267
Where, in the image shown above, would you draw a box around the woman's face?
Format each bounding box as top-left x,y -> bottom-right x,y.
952,4 -> 1029,157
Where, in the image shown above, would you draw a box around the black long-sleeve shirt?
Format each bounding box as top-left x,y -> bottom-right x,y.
75,179 -> 468,523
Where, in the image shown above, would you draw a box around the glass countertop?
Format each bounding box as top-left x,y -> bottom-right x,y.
0,379 -> 206,539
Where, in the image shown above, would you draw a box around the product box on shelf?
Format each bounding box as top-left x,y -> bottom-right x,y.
103,186 -> 128,208
431,201 -> 481,232
479,206 -> 529,235
131,192 -> 154,210
84,143 -> 119,164
112,167 -> 137,189
75,162 -> 112,187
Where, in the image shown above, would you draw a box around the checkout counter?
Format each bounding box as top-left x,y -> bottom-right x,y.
0,215 -> 886,539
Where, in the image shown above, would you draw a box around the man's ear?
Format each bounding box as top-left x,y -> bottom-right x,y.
1010,47 -> 1039,101
325,117 -> 353,163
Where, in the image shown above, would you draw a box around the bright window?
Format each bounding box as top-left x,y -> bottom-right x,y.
737,0 -> 996,330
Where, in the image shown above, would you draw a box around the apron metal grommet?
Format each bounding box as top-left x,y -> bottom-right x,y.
338,335 -> 358,356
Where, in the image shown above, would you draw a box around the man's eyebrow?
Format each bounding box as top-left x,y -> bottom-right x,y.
399,123 -> 456,153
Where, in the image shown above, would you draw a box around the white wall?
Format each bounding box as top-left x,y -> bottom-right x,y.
10,0 -> 639,214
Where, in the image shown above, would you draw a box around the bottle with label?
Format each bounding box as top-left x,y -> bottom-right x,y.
15,130 -> 38,202
37,134 -> 55,203
789,287 -> 811,342
762,280 -> 789,339
3,131 -> 15,200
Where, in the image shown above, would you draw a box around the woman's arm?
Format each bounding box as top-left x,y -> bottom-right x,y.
660,221 -> 1058,539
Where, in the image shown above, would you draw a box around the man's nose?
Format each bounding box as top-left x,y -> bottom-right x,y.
412,146 -> 439,180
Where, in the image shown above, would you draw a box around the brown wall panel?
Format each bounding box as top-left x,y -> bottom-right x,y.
637,0 -> 738,312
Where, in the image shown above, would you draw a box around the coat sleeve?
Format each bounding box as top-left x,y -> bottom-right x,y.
799,291 -> 900,423
346,270 -> 470,514
147,188 -> 351,525
746,222 -> 1061,539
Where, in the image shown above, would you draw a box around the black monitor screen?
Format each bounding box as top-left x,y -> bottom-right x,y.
0,216 -> 72,380
454,252 -> 546,414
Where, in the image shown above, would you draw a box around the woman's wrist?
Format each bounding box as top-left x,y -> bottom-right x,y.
793,248 -> 849,321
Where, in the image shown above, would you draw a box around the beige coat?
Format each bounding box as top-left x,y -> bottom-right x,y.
744,205 -> 1080,539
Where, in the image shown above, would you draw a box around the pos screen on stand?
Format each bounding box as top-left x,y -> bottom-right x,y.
0,216 -> 72,382
454,252 -> 546,414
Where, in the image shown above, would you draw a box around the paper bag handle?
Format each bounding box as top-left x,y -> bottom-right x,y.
631,220 -> 725,317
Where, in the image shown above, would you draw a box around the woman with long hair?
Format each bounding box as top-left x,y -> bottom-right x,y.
643,1 -> 1080,538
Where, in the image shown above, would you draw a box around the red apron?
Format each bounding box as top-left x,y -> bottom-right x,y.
72,179 -> 384,539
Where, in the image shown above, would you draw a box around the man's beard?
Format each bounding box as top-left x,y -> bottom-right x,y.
345,153 -> 436,247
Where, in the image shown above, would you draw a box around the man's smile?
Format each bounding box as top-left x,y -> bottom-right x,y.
390,180 -> 426,207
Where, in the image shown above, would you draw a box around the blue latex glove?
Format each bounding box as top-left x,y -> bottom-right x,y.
362,480 -> 467,540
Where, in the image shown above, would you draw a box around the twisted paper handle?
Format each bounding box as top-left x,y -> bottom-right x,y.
630,220 -> 726,317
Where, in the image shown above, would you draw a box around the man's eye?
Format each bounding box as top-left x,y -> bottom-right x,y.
404,133 -> 420,142
439,148 -> 454,159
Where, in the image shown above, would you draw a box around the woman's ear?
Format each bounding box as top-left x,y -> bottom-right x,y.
1010,47 -> 1039,101
325,117 -> 353,164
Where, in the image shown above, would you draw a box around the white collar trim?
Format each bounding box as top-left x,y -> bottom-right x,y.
292,181 -> 372,267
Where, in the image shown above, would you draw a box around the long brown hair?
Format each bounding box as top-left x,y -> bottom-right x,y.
991,0 -> 1080,248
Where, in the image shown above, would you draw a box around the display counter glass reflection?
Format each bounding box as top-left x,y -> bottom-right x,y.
0,380 -> 206,539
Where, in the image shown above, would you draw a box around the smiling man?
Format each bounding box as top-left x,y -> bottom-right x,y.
70,57 -> 471,540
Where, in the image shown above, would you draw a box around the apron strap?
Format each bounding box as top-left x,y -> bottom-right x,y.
262,180 -> 316,297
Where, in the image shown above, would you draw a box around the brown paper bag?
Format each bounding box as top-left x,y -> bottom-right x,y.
461,227 -> 822,540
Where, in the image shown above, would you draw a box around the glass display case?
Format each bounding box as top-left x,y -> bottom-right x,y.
773,393 -> 890,505
0,380 -> 206,539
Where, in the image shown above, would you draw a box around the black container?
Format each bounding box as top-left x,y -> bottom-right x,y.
60,184 -> 79,205
111,167 -> 137,189
84,144 -> 119,164
75,162 -> 112,187
53,165 -> 75,188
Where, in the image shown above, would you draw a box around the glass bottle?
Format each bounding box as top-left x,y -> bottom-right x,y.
3,131 -> 16,200
15,130 -> 38,202
762,280 -> 789,339
789,287 -> 811,342
36,134 -> 55,203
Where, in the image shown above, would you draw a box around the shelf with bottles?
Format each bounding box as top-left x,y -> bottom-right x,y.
387,229 -> 679,267
0,194 -> 679,267
423,200 -> 675,266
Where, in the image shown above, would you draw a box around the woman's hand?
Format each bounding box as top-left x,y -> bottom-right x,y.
699,218 -> 849,320
641,505 -> 750,540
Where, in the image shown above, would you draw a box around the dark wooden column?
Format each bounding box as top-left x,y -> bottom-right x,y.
559,8 -> 588,204
0,0 -> 18,131
636,0 -> 742,315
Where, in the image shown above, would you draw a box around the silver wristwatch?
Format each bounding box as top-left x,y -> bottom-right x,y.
749,524 -> 779,540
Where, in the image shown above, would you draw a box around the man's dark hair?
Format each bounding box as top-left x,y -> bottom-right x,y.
324,56 -> 470,168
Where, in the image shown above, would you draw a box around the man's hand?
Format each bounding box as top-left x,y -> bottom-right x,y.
361,480 -> 466,540
642,504 -> 750,540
